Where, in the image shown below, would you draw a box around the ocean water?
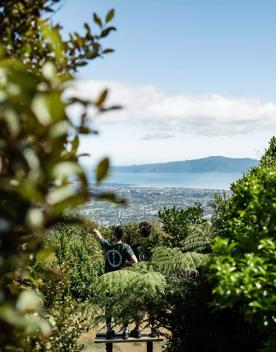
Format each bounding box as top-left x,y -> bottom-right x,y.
94,171 -> 243,190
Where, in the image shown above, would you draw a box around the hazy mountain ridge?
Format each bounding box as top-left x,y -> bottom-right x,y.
113,156 -> 259,173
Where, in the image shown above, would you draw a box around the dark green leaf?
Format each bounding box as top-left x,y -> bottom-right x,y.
77,61 -> 87,67
105,9 -> 115,23
84,23 -> 91,32
96,157 -> 109,183
96,89 -> 108,107
100,27 -> 116,38
102,48 -> 115,54
93,13 -> 102,28
96,192 -> 127,205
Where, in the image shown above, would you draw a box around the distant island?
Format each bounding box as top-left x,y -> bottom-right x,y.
113,156 -> 259,173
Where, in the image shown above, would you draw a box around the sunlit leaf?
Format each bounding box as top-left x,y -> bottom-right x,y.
31,94 -> 52,126
42,62 -> 57,81
52,161 -> 83,178
47,185 -> 78,205
48,120 -> 70,139
32,92 -> 65,126
4,109 -> 20,137
41,23 -> 66,65
16,290 -> 43,314
37,248 -> 56,264
26,208 -> 44,230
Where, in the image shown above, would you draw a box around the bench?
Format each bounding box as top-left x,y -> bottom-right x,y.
95,332 -> 163,352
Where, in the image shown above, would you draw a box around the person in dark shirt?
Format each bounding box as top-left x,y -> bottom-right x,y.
93,226 -> 138,339
130,222 -> 159,338
132,221 -> 152,262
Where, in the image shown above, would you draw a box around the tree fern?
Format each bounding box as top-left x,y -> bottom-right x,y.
96,268 -> 166,297
151,247 -> 208,275
181,222 -> 214,253
94,267 -> 167,326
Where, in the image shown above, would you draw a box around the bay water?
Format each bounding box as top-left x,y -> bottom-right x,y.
97,171 -> 243,189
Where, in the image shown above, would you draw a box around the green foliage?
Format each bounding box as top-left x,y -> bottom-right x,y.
155,206 -> 262,352
97,266 -> 166,297
211,137 -> 276,344
182,222 -> 214,253
93,207 -> 212,347
158,203 -> 205,247
30,263 -> 95,352
0,59 -> 82,350
27,218 -> 103,350
0,1 -> 116,72
260,136 -> 276,167
150,246 -> 208,275
0,2 -> 117,350
96,203 -> 263,352
161,273 -> 261,352
93,248 -> 205,328
49,219 -> 103,299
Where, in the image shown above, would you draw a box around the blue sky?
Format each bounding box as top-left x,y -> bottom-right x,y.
55,0 -> 276,165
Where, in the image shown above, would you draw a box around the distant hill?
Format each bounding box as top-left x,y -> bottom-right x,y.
113,156 -> 259,173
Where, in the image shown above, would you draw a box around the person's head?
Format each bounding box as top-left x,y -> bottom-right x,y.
139,221 -> 152,238
114,225 -> 125,241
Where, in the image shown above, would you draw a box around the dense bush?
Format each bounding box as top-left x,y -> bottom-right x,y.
49,219 -> 103,299
158,203 -> 205,248
29,262 -> 94,352
28,219 -> 102,351
154,208 -> 260,352
211,137 -> 276,350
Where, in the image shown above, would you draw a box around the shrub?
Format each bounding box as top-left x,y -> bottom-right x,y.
158,203 -> 205,248
49,219 -> 103,299
211,137 -> 276,349
28,219 -> 103,351
30,263 -> 95,352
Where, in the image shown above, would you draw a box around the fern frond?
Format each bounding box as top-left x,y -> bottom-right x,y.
151,247 -> 208,275
182,222 -> 214,253
96,268 -> 166,297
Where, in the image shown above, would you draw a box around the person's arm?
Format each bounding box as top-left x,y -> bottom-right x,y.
124,255 -> 138,267
92,229 -> 110,251
124,245 -> 138,267
92,229 -> 103,242
129,254 -> 138,265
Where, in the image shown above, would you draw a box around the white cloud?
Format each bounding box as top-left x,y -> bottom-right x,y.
69,79 -> 276,138
142,131 -> 175,140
